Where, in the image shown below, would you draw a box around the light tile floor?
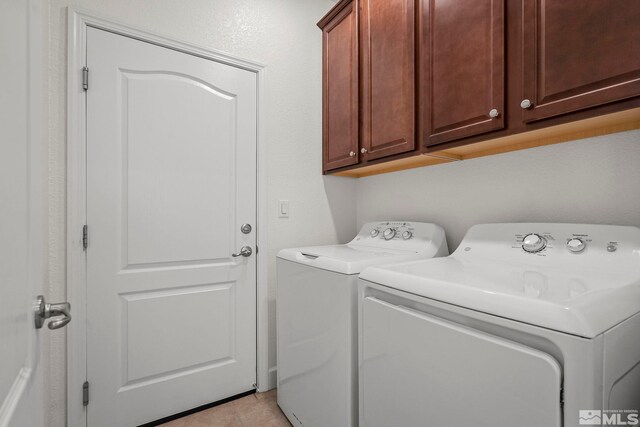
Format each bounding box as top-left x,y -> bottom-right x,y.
160,390 -> 292,427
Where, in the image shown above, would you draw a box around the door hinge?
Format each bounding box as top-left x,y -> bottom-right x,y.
83,381 -> 89,406
560,386 -> 564,408
82,225 -> 88,250
82,66 -> 89,91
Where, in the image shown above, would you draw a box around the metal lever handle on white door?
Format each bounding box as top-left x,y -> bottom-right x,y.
34,295 -> 72,330
232,246 -> 252,257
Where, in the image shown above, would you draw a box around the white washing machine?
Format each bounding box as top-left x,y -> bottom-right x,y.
358,223 -> 640,427
277,221 -> 449,427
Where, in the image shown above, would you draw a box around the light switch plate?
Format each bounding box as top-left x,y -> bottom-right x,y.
278,200 -> 289,218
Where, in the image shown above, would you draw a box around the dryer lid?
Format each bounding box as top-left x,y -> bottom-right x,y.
359,223 -> 640,338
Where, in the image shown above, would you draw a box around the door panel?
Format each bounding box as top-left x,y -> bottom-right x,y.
361,0 -> 415,160
0,0 -> 29,408
87,28 -> 257,426
361,296 -> 562,427
522,0 -> 640,122
123,284 -> 234,383
0,1 -> 43,426
322,1 -> 359,172
123,71 -> 235,265
422,0 -> 505,146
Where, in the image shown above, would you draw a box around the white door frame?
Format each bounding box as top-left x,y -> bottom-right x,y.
66,9 -> 269,427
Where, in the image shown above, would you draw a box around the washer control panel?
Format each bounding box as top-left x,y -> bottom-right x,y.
351,221 -> 448,255
368,222 -> 416,241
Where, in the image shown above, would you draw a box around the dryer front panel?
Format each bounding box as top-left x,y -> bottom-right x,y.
360,295 -> 563,427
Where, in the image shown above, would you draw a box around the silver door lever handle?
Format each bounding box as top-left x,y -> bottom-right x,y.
232,246 -> 252,257
34,295 -> 72,330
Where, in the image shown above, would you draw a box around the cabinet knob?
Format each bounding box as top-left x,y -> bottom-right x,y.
489,109 -> 499,118
361,148 -> 368,154
520,99 -> 533,109
349,151 -> 356,157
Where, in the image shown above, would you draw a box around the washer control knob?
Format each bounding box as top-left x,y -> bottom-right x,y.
522,234 -> 546,253
402,230 -> 413,240
567,238 -> 586,253
383,228 -> 396,240
370,229 -> 380,238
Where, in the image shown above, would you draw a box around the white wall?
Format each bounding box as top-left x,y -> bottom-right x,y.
357,130 -> 640,251
45,1 -> 356,424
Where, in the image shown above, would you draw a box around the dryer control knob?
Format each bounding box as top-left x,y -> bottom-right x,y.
370,229 -> 380,238
383,228 -> 396,240
522,234 -> 546,253
567,238 -> 585,253
402,231 -> 413,240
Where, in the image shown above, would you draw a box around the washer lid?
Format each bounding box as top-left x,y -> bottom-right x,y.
359,223 -> 640,338
277,244 -> 419,275
277,221 -> 449,275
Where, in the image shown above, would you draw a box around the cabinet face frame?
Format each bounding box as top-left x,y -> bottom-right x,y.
521,0 -> 640,122
321,0 -> 360,172
360,0 -> 416,161
420,0 -> 505,147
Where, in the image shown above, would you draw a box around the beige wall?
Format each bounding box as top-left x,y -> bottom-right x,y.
45,1 -> 356,424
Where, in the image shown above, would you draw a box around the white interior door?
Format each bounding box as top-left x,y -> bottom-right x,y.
0,0 -> 44,426
86,27 -> 257,426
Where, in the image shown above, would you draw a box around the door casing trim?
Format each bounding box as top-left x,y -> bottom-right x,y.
66,9 -> 269,427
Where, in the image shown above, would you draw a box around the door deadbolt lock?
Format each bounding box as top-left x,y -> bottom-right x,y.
34,295 -> 71,330
240,223 -> 252,234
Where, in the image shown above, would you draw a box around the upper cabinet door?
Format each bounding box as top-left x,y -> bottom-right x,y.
422,0 -> 505,147
320,1 -> 359,172
361,0 -> 416,160
521,0 -> 640,122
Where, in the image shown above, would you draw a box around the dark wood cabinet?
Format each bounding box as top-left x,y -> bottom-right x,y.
360,0 -> 416,160
521,0 -> 640,122
318,0 -> 640,177
319,0 -> 359,172
421,0 -> 505,146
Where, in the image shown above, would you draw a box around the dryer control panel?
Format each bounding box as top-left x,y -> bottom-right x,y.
456,223 -> 640,268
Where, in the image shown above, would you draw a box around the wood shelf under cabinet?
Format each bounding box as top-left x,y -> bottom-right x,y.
332,107 -> 640,178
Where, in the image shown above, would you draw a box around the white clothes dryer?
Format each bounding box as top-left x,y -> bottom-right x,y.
277,221 -> 449,427
358,223 -> 640,427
